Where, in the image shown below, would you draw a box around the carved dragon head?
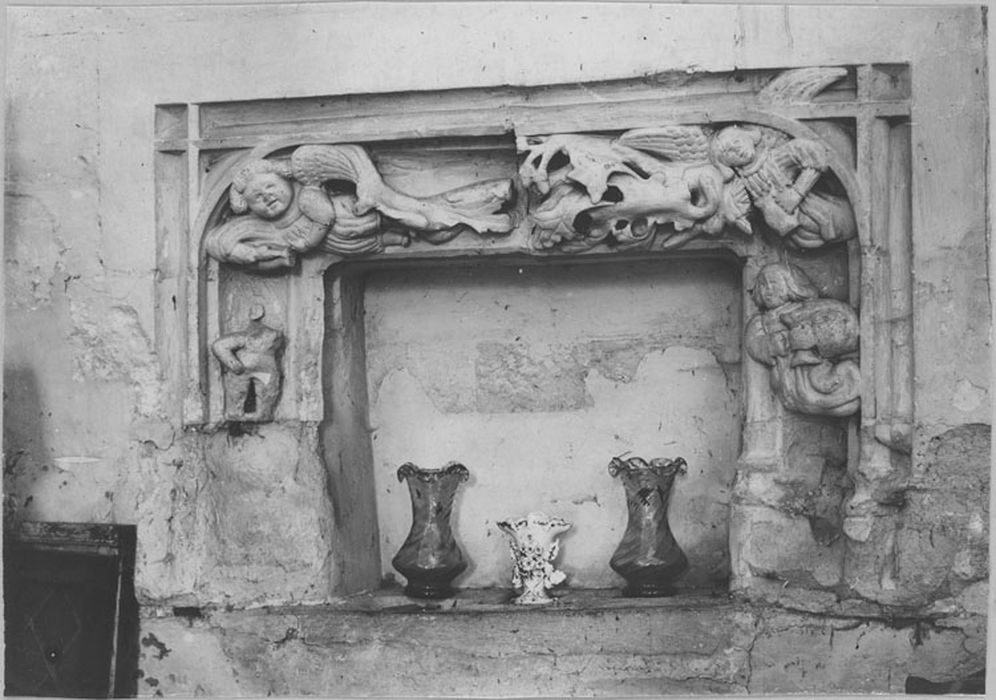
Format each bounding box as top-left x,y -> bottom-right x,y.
519,129 -> 751,251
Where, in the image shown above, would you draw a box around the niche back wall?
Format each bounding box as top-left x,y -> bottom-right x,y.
364,257 -> 742,589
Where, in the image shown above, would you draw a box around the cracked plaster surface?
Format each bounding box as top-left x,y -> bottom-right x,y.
135,601 -> 984,697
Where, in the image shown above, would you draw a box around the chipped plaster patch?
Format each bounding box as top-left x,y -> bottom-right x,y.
69,300 -> 163,417
952,379 -> 986,412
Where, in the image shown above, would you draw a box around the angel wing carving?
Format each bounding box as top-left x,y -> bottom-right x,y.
615,126 -> 713,162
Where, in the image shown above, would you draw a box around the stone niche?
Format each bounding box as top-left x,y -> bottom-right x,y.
366,257 -> 741,590
155,64 -> 917,607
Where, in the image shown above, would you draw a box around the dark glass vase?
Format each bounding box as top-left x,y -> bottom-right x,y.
392,462 -> 470,599
608,456 -> 688,597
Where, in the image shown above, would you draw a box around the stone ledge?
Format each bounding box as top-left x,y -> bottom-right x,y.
291,585 -> 733,614
136,588 -> 986,696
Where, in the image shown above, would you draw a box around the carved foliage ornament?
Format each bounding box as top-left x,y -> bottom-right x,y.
745,263 -> 860,417
205,144 -> 516,269
518,124 -> 856,253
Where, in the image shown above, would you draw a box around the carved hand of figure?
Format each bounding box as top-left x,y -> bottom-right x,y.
232,241 -> 295,268
774,186 -> 804,213
211,336 -> 247,374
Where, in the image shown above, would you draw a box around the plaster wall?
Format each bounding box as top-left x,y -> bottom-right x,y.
5,0 -> 988,578
3,2 -> 990,695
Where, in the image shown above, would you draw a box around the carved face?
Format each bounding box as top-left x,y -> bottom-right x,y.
711,127 -> 761,168
752,263 -> 820,310
244,172 -> 294,220
754,269 -> 791,310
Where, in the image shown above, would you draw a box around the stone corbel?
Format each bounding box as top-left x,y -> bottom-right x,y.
745,262 -> 861,417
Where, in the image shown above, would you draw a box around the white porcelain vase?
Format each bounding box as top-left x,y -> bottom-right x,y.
497,512 -> 572,605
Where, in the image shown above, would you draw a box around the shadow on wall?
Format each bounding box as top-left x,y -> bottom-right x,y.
3,364 -> 122,525
3,365 -> 46,526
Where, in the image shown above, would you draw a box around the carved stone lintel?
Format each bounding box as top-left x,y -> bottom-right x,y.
745,262 -> 860,417
211,305 -> 285,423
204,145 -> 515,269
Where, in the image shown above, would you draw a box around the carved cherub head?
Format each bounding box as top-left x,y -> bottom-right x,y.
230,159 -> 296,220
711,126 -> 763,170
752,262 -> 819,310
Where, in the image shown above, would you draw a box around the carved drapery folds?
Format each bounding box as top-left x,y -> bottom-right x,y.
205,144 -> 516,269
745,263 -> 860,416
518,124 -> 855,253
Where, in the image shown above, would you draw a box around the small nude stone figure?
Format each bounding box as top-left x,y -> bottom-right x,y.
211,305 -> 285,422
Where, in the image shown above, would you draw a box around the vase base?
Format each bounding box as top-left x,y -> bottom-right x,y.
403,580 -> 455,599
621,581 -> 678,598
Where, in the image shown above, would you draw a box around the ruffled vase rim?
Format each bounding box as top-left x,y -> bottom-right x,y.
608,456 -> 687,478
396,461 -> 470,483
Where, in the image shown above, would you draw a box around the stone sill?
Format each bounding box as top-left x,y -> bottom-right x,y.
270,585 -> 735,616
136,585 -> 985,696
207,584 -> 981,625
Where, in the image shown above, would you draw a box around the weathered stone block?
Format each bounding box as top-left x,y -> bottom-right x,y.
134,439 -> 208,605
137,600 -> 985,697
843,512 -> 916,606
147,598 -> 756,697
199,423 -> 333,606
894,424 -> 990,602
137,617 -> 249,697
751,615 -> 910,694
732,505 -> 844,589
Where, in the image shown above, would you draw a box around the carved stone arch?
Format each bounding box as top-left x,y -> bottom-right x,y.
159,64 -> 914,603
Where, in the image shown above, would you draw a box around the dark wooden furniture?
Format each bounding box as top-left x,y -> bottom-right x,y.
4,522 -> 138,698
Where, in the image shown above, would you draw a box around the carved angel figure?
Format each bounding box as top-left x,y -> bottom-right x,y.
711,126 -> 856,249
205,145 -> 515,269
211,305 -> 285,423
518,122 -> 856,253
745,262 -> 861,417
